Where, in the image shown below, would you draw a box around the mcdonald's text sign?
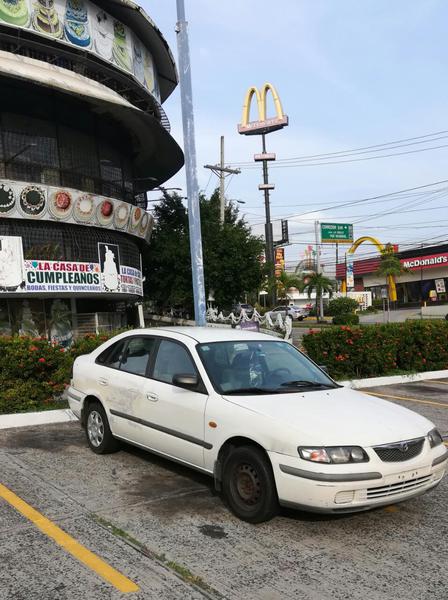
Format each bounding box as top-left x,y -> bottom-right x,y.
238,83 -> 289,135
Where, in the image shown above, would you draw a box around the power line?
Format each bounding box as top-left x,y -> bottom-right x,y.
230,128 -> 448,166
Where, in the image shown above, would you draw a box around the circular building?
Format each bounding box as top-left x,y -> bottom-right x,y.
0,0 -> 183,342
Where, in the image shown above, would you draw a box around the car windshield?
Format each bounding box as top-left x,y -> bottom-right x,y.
197,340 -> 337,395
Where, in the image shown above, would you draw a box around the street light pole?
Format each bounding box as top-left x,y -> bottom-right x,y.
176,0 -> 206,326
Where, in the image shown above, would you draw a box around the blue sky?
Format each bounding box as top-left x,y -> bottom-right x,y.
142,0 -> 448,271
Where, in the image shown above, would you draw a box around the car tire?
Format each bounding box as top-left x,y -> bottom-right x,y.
298,316 -> 304,321
222,446 -> 278,523
85,401 -> 120,455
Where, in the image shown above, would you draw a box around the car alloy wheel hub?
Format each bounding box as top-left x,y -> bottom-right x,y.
87,411 -> 104,447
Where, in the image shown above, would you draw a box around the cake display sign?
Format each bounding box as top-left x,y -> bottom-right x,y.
0,236 -> 143,295
0,0 -> 159,99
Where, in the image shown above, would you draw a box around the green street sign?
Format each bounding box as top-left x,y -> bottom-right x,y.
320,222 -> 353,244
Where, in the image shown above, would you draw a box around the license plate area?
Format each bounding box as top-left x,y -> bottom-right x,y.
384,466 -> 429,485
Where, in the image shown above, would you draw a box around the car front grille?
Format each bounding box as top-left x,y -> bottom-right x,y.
366,475 -> 432,499
373,437 -> 425,462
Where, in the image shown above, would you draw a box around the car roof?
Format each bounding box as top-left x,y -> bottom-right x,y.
129,326 -> 282,343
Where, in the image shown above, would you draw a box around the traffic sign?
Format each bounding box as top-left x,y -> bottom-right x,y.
321,223 -> 353,243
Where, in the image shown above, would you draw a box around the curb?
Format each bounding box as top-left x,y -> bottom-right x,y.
0,408 -> 77,430
1,369 -> 447,430
339,369 -> 448,389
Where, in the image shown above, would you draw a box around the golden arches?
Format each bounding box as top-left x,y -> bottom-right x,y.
348,236 -> 384,254
342,236 -> 397,301
241,82 -> 285,125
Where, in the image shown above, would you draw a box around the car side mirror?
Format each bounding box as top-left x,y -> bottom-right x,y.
172,373 -> 199,388
319,365 -> 329,373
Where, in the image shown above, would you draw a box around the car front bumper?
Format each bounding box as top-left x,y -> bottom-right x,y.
268,447 -> 448,513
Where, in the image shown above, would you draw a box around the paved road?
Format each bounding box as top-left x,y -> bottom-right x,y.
359,307 -> 422,324
1,380 -> 447,599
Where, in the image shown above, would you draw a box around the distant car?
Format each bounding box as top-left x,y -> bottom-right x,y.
231,303 -> 254,318
268,305 -> 308,321
67,327 -> 447,523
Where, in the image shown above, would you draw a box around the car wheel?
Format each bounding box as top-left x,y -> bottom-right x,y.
298,316 -> 304,321
85,402 -> 120,455
222,446 -> 278,523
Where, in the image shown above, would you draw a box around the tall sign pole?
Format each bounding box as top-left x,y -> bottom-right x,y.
176,0 -> 206,325
238,83 -> 288,307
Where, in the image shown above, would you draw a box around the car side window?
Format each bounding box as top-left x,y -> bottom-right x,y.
152,340 -> 197,385
96,340 -> 126,369
120,337 -> 154,376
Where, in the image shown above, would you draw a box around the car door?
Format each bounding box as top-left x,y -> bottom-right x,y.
105,336 -> 156,443
138,338 -> 209,468
93,338 -> 133,439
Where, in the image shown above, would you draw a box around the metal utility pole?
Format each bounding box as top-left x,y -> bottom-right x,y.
176,0 -> 206,326
204,136 -> 240,223
314,220 -> 324,319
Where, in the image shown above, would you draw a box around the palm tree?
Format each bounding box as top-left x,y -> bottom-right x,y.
276,271 -> 302,301
376,244 -> 409,303
301,272 -> 335,321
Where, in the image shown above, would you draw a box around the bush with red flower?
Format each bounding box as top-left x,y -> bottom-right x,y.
0,332 -> 120,414
302,320 -> 448,380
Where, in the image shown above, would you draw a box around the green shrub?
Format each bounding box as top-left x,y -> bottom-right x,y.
302,320 -> 448,380
327,297 -> 359,316
332,313 -> 360,325
0,333 -> 115,414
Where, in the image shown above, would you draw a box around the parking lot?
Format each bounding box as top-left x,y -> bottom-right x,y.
1,379 -> 447,600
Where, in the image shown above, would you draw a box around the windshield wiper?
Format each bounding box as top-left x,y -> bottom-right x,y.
224,387 -> 280,395
279,380 -> 335,389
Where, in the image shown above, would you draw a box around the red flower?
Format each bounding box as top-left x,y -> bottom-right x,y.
38,357 -> 46,363
30,346 -> 38,352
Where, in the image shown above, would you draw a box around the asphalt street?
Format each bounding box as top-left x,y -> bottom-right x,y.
0,380 -> 447,599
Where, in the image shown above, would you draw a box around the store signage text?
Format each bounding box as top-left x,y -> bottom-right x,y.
401,252 -> 448,271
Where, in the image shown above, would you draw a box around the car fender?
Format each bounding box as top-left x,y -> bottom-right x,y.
203,395 -> 300,472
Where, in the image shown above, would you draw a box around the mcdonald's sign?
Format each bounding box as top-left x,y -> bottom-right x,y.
238,83 -> 289,135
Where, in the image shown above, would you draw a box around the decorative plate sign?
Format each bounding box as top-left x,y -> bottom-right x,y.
0,183 -> 15,214
139,211 -> 151,237
129,206 -> 142,230
114,202 -> 130,229
19,185 -> 46,217
96,198 -> 114,226
74,194 -> 94,222
49,190 -> 73,220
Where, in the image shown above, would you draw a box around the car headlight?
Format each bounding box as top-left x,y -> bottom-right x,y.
428,428 -> 443,448
298,446 -> 369,464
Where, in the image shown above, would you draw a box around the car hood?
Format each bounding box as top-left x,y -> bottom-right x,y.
222,386 -> 433,447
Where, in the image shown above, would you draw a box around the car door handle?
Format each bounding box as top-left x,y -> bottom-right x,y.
98,378 -> 108,386
146,392 -> 159,402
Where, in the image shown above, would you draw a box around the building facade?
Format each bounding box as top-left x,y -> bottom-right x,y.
0,0 -> 183,342
336,243 -> 448,305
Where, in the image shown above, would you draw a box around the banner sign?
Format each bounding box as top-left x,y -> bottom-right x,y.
401,252 -> 448,271
435,279 -> 446,294
0,236 -> 143,296
346,253 -> 354,289
274,247 -> 285,277
321,223 -> 353,244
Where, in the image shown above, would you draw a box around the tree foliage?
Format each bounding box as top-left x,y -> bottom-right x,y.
377,244 -> 409,278
301,272 -> 335,321
142,190 -> 264,311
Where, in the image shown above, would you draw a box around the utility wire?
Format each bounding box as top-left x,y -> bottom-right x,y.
230,129 -> 448,165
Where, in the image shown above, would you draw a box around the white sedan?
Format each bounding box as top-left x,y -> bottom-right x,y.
67,327 -> 447,523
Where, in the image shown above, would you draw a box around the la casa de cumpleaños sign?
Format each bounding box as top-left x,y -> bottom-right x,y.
0,236 -> 143,296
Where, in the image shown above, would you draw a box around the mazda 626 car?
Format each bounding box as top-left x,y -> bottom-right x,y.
66,327 -> 447,523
